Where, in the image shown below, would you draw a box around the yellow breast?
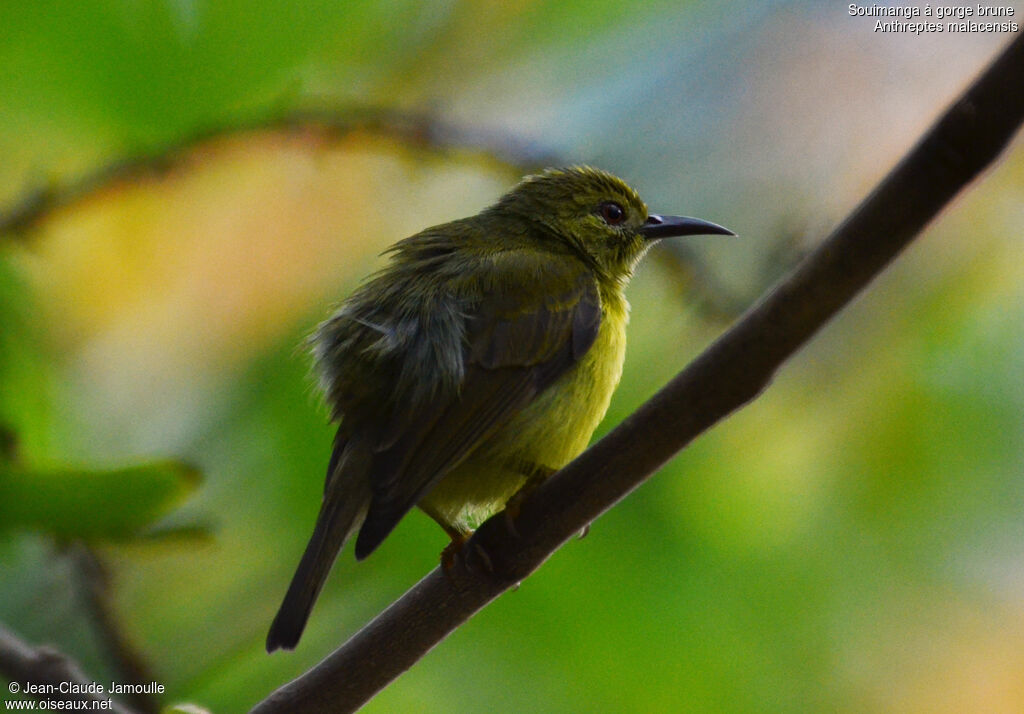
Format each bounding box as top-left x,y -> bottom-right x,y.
419,291 -> 629,532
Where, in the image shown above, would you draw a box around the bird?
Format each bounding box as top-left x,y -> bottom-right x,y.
266,166 -> 733,651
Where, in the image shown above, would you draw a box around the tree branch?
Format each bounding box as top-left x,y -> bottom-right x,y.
0,107 -> 558,237
68,545 -> 161,714
0,624 -> 139,714
251,32 -> 1024,714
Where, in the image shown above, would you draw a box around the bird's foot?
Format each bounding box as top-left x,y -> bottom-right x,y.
503,499 -> 524,539
440,531 -> 470,575
466,541 -> 494,575
440,531 -> 496,580
502,472 -> 550,538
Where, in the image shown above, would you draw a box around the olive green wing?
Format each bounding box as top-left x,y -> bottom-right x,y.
353,259 -> 601,559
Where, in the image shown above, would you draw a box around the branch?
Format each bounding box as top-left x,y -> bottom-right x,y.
0,107 -> 559,237
0,624 -> 139,714
68,545 -> 161,714
251,32 -> 1024,714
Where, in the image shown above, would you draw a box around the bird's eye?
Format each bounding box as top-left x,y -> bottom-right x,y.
598,202 -> 626,226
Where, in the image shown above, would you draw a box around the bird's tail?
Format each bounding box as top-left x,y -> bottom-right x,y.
266,437 -> 371,652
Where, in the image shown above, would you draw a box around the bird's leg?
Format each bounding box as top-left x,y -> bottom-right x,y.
503,463 -> 556,538
419,502 -> 472,574
438,523 -> 473,574
438,527 -> 498,578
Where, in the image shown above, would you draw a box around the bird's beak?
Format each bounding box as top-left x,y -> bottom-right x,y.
640,214 -> 735,240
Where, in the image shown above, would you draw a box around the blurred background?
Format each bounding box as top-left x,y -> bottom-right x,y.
1,2 -> 1022,712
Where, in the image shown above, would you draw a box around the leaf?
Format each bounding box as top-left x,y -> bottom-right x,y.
0,460 -> 200,541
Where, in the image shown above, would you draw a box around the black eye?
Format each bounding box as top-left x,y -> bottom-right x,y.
599,202 -> 626,226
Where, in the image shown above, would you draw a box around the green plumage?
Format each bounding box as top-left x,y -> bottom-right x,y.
267,167 -> 732,651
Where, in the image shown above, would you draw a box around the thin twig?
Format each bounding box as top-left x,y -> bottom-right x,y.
250,31 -> 1024,714
0,623 -> 140,714
0,107 -> 559,237
652,242 -> 750,322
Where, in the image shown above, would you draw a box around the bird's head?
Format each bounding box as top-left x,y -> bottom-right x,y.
492,166 -> 733,281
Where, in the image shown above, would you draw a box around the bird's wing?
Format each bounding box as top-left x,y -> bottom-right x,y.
352,253 -> 601,558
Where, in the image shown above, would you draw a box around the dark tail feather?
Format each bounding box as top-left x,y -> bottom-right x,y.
266,438 -> 371,652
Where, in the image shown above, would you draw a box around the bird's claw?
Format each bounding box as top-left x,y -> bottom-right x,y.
503,500 -> 523,539
440,532 -> 470,576
440,533 -> 495,579
502,473 -> 548,539
467,542 -> 494,575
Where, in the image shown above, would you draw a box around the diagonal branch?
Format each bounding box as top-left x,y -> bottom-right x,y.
251,32 -> 1024,714
0,624 -> 139,714
67,545 -> 161,714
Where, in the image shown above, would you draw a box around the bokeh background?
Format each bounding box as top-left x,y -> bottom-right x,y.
2,2 -> 1022,712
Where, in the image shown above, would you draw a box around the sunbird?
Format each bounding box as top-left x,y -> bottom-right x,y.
267,166 -> 733,651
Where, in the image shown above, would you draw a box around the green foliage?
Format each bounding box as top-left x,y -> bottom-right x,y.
0,460 -> 200,541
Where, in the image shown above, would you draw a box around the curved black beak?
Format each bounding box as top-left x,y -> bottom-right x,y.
640,214 -> 735,240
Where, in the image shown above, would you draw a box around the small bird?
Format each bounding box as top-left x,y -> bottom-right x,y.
266,166 -> 733,651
